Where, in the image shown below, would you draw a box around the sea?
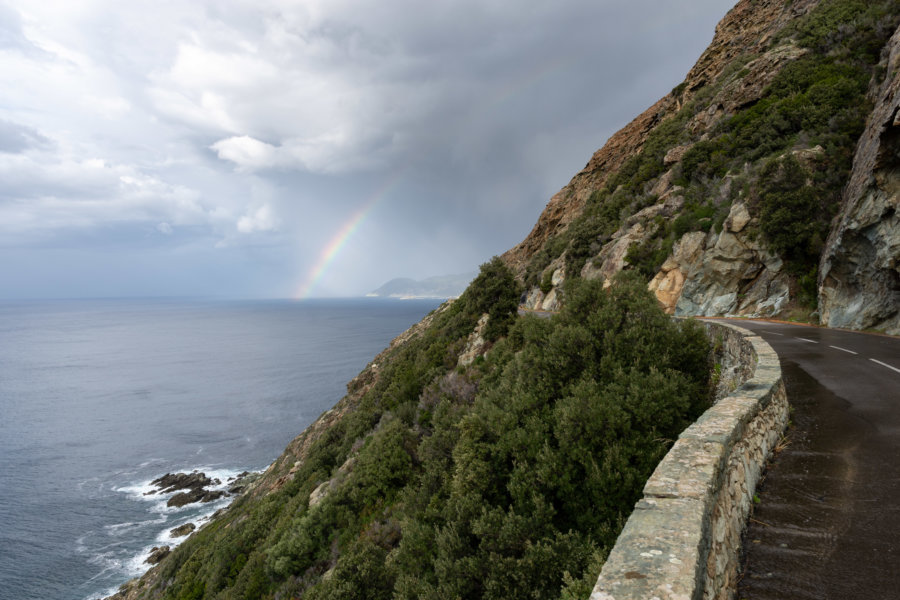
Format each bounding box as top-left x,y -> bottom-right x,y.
0,297 -> 442,600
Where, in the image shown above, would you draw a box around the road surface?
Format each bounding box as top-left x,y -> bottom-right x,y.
721,320 -> 900,599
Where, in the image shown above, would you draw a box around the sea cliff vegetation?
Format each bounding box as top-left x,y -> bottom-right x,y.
129,263 -> 709,600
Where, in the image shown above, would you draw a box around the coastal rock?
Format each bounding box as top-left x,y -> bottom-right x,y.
819,26 -> 900,335
148,472 -> 213,495
170,523 -> 196,537
169,489 -> 225,508
226,471 -> 260,495
145,546 -> 170,565
147,471 -> 226,508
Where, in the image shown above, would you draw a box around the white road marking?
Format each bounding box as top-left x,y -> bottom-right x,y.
762,331 -> 784,336
829,345 -> 858,355
870,359 -> 900,375
796,337 -> 819,344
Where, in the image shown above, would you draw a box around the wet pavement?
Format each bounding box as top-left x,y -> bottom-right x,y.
722,320 -> 900,599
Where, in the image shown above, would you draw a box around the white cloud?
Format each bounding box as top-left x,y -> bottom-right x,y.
237,203 -> 277,233
210,135 -> 278,171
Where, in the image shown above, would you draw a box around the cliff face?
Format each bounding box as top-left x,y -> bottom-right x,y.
819,28 -> 900,334
503,0 -> 819,281
509,0 -> 900,330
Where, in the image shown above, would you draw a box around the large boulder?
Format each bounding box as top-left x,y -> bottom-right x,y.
655,203 -> 790,318
169,523 -> 196,538
145,546 -> 170,565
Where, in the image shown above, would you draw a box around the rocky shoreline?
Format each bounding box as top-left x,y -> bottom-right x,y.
142,469 -> 253,508
121,470 -> 260,575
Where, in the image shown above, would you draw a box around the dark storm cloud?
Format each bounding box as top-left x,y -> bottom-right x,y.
0,0 -> 738,298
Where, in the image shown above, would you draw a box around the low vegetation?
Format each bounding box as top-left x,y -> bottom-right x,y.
150,267 -> 709,600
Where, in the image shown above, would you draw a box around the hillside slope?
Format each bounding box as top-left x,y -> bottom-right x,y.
508,0 -> 899,333
107,1 -> 900,599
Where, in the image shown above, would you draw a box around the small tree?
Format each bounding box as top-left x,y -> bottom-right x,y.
461,256 -> 522,341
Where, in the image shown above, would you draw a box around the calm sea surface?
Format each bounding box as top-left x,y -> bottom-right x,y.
0,298 -> 441,600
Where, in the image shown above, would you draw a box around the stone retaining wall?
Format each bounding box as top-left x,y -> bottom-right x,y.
590,321 -> 789,600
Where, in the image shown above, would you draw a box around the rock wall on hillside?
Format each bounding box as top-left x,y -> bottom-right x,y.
819,27 -> 900,335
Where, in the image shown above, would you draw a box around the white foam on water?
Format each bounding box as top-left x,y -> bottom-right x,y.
103,516 -> 168,536
115,478 -> 162,501
82,464 -> 263,600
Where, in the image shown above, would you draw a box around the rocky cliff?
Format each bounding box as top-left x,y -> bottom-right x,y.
502,0 -> 819,280
819,28 -> 900,334
508,0 -> 900,331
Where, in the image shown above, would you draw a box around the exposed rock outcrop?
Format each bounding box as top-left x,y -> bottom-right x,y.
145,472 -> 226,508
169,523 -> 195,538
457,313 -> 489,366
146,472 -> 214,495
523,260 -> 565,311
819,27 -> 900,335
672,203 -> 791,317
145,547 -> 170,565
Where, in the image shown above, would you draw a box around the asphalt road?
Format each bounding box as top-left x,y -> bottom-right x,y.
721,320 -> 900,600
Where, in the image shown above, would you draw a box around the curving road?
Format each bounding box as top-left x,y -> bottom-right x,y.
720,319 -> 900,599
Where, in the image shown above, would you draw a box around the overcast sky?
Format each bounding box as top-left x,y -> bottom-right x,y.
0,0 -> 736,299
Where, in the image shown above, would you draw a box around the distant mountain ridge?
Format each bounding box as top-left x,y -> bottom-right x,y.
366,272 -> 476,299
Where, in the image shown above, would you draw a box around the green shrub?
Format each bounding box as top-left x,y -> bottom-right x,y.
540,268 -> 555,293
756,156 -> 825,267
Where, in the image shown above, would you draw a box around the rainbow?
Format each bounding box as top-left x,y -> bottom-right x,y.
293,172 -> 404,299
292,58 -> 569,299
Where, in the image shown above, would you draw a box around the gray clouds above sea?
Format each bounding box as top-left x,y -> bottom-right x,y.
0,0 -> 736,298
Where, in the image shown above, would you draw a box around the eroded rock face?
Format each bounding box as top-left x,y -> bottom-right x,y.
582,222 -> 648,284
648,232 -> 705,314
523,261 -> 565,311
457,313 -> 489,367
819,27 -> 900,335
649,203 -> 791,317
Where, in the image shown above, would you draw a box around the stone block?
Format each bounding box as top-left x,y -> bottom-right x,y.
680,396 -> 758,447
591,497 -> 708,600
644,438 -> 726,501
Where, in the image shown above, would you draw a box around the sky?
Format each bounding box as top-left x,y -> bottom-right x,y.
0,0 -> 737,299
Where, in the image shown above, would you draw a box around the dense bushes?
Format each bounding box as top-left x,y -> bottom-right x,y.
152,273 -> 709,600
290,275 -> 710,600
756,156 -> 824,266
